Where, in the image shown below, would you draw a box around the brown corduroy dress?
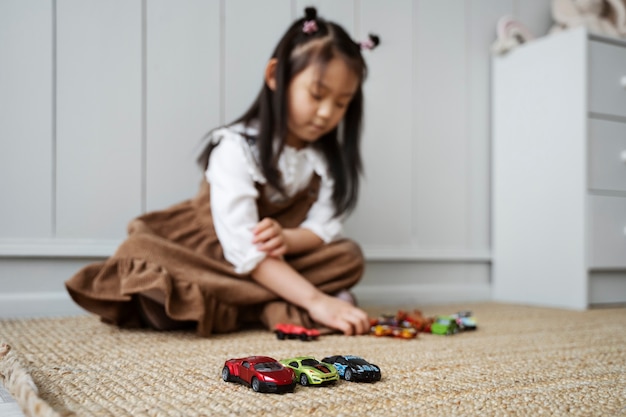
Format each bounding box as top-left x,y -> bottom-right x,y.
65,174 -> 364,337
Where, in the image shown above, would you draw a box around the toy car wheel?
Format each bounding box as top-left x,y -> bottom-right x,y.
276,331 -> 285,340
221,366 -> 232,382
300,373 -> 309,386
251,377 -> 261,392
299,333 -> 308,341
345,369 -> 353,381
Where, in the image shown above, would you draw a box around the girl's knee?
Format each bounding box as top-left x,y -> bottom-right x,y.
338,238 -> 363,257
333,239 -> 365,271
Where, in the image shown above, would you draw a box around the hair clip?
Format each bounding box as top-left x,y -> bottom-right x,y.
359,34 -> 380,50
303,20 -> 318,34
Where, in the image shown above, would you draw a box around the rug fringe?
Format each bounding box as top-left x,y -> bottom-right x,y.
0,343 -> 63,417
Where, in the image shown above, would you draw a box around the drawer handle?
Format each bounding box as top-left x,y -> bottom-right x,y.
622,150 -> 626,162
622,76 -> 626,88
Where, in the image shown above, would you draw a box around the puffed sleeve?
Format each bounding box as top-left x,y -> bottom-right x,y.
299,150 -> 343,242
205,131 -> 266,274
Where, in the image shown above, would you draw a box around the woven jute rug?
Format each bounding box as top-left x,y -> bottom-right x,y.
1,302 -> 625,417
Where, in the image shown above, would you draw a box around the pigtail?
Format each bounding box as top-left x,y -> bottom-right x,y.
304,7 -> 317,24
358,34 -> 381,51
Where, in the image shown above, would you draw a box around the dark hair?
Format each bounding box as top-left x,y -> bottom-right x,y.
198,7 -> 379,217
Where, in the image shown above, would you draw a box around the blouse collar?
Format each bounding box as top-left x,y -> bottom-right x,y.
230,122 -> 329,179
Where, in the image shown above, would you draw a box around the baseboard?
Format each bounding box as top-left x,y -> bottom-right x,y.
0,283 -> 492,319
0,292 -> 87,318
353,283 -> 493,307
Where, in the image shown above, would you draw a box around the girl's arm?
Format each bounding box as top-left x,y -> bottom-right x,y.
251,256 -> 370,335
253,218 -> 323,257
282,227 -> 323,254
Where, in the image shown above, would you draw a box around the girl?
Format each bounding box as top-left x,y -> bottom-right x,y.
66,7 -> 380,337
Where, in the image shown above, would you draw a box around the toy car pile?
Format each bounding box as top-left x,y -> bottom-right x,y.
369,309 -> 432,339
369,309 -> 477,338
221,354 -> 381,393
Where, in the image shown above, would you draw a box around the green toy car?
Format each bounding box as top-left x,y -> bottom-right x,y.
279,356 -> 339,386
430,315 -> 460,335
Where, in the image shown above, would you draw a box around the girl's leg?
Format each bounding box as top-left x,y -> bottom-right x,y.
257,238 -> 364,331
287,238 -> 364,293
136,295 -> 192,330
136,289 -> 195,330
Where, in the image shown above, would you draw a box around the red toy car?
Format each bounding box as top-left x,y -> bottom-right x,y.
221,356 -> 296,393
274,323 -> 320,341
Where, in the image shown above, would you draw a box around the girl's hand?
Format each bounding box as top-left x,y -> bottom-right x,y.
252,217 -> 287,258
307,293 -> 370,335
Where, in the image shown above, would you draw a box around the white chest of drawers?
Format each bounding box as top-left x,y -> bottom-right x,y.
492,27 -> 626,309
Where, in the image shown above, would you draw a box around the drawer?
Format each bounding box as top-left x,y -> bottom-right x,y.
589,271 -> 626,304
589,40 -> 626,118
588,195 -> 626,268
588,118 -> 626,193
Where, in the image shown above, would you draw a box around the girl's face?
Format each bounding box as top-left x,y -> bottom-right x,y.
285,57 -> 359,149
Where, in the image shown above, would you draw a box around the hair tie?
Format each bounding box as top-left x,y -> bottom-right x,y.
303,20 -> 318,34
359,34 -> 380,50
302,7 -> 318,34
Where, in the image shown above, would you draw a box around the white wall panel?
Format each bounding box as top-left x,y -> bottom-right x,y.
223,0 -> 292,122
413,0 -> 469,249
345,0 -> 414,247
466,0 -> 514,251
56,0 -> 143,239
145,0 -> 221,211
0,0 -> 53,238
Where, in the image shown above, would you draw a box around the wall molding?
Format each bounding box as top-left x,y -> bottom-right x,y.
0,239 -> 492,262
362,246 -> 491,262
0,239 -> 121,258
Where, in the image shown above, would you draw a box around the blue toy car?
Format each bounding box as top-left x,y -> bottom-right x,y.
451,311 -> 477,331
320,355 -> 381,382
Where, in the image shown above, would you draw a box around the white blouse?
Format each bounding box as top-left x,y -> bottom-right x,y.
205,123 -> 343,274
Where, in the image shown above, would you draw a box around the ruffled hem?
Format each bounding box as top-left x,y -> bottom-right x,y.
119,258 -> 240,335
66,256 -> 241,336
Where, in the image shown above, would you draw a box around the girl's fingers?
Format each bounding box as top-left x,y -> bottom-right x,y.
252,228 -> 273,244
336,319 -> 354,336
252,218 -> 283,244
253,225 -> 279,243
346,307 -> 369,335
252,220 -> 271,236
335,307 -> 369,335
348,315 -> 367,335
267,246 -> 287,258
256,236 -> 286,255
